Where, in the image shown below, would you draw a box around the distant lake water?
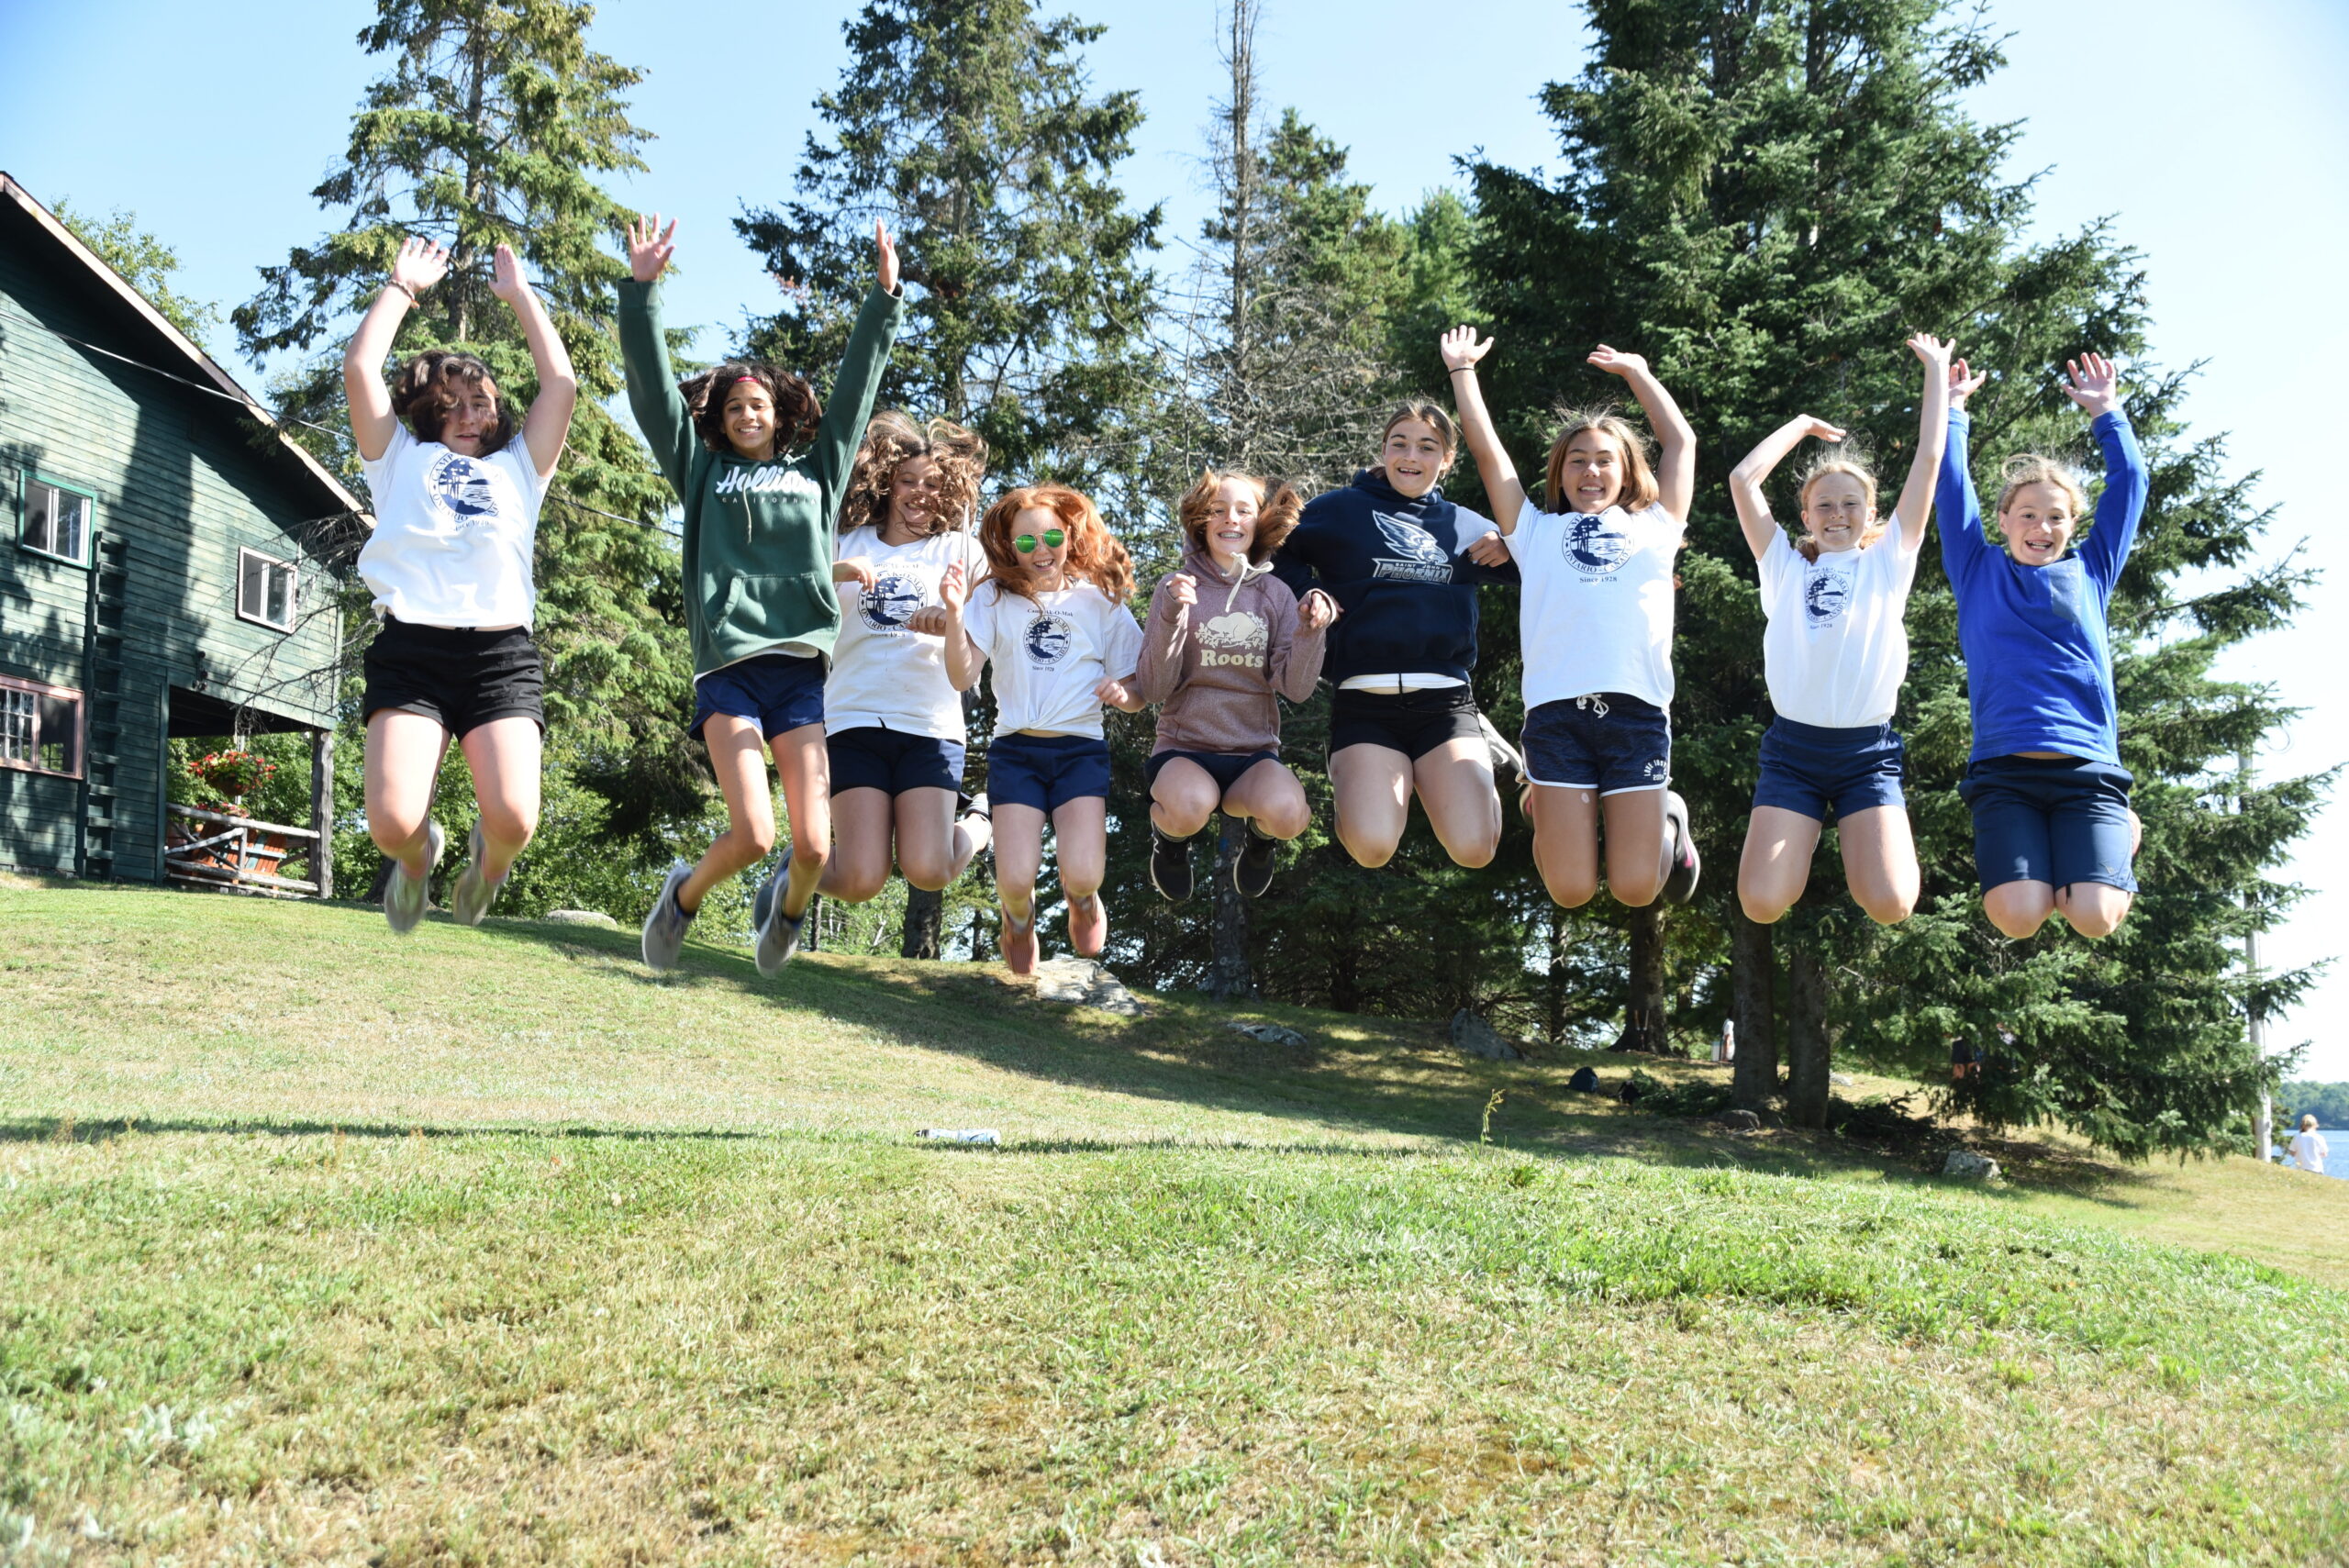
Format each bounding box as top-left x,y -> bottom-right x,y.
2283,1128 -> 2349,1180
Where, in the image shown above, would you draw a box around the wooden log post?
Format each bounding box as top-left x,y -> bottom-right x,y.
310,727 -> 334,898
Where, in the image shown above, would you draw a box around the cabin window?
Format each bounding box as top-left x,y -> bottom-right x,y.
0,676 -> 83,778
237,548 -> 298,632
19,476 -> 93,565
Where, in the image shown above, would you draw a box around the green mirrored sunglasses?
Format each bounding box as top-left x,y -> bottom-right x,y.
1011,528 -> 1066,553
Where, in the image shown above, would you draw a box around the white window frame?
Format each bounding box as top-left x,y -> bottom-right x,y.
18,473 -> 95,567
236,546 -> 299,633
0,674 -> 84,779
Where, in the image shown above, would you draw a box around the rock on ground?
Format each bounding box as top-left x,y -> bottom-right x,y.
1031,957 -> 1145,1017
1227,1020 -> 1308,1048
543,909 -> 619,929
1449,1009 -> 1521,1062
1715,1108 -> 1762,1132
1942,1149 -> 2000,1181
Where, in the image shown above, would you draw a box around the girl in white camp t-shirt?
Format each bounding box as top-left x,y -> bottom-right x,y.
933,484 -> 1144,977
346,237 -> 577,936
816,412 -> 996,912
1442,327 -> 1701,913
1727,333 -> 1955,925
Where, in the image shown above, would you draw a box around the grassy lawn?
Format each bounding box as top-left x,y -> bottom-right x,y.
4,880 -> 2345,1564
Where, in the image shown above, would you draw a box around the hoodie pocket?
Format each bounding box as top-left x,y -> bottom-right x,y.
708,571 -> 839,649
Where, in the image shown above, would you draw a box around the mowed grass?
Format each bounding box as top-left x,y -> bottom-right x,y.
4,882 -> 2347,1564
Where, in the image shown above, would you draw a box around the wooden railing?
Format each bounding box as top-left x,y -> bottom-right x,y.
164,802 -> 322,897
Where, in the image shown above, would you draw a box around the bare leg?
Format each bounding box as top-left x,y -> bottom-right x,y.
1602,786 -> 1668,907
1221,759 -> 1311,840
456,717 -> 541,882
2055,882 -> 2132,938
768,721 -> 831,920
1983,881 -> 2056,939
1411,738 -> 1500,867
1052,795 -> 1108,899
1329,744 -> 1412,867
677,717 -> 776,914
1149,759 -> 1222,840
992,804 -> 1047,925
1837,805 -> 1919,925
364,709 -> 451,876
1739,806 -> 1823,925
819,787 -> 896,903
892,786 -> 975,891
1530,784 -> 1600,908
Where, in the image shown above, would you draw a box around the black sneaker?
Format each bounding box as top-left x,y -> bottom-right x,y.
1149,828 -> 1196,903
1662,789 -> 1700,903
1233,822 -> 1279,898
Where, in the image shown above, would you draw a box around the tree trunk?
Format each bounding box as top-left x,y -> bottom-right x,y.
1785,932 -> 1831,1129
1611,903 -> 1669,1051
1730,910 -> 1777,1110
1204,817 -> 1254,999
900,885 -> 944,960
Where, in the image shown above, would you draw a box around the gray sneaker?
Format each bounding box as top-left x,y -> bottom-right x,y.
752,845 -> 805,975
384,819 -> 446,935
1478,712 -> 1525,796
449,822 -> 507,927
641,861 -> 695,972
1662,789 -> 1701,904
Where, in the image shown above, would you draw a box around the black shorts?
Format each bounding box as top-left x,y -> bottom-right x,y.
362,617 -> 545,738
1145,748 -> 1278,794
829,726 -> 968,796
1328,684 -> 1482,762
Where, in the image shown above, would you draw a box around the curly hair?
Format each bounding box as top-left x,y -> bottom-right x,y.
683,361 -> 822,455
1173,469 -> 1304,564
389,350 -> 518,452
1791,450 -> 1887,562
977,484 -> 1133,607
838,410 -> 988,536
1995,454 -> 2090,526
1541,406 -> 1660,515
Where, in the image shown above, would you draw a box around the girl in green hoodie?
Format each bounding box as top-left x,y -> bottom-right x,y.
618,213 -> 904,973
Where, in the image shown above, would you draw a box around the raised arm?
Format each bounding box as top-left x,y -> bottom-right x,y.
1133,573 -> 1197,706
614,214 -> 699,494
935,564 -> 985,692
1936,357 -> 1993,585
1440,327 -> 1528,532
1890,334 -> 1955,550
487,243 -> 576,483
810,221 -> 906,497
1728,415 -> 1848,562
342,238 -> 449,462
2063,351 -> 2147,589
1591,345 -> 1696,522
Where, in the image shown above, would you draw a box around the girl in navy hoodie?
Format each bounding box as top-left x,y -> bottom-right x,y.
1271,403 -> 1519,869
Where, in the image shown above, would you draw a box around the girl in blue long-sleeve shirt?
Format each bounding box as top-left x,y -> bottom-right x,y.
1936,351 -> 2148,940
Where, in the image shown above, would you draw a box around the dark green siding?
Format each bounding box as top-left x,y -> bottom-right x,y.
0,215 -> 348,882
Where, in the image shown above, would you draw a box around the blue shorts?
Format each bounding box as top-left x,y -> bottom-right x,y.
986,732 -> 1112,813
829,726 -> 967,797
1960,755 -> 2137,895
1753,717 -> 1907,821
1522,694 -> 1670,795
1145,748 -> 1277,794
692,652 -> 825,742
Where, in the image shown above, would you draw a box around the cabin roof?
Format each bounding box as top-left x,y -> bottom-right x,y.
0,172 -> 371,531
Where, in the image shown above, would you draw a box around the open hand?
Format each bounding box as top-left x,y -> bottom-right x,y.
488,243 -> 529,306
2061,351 -> 2121,418
389,236 -> 450,298
1464,529 -> 1512,568
1165,573 -> 1197,609
1798,415 -> 1849,444
1587,343 -> 1648,380
832,556 -> 877,592
626,214 -> 676,284
876,219 -> 899,295
1297,589 -> 1337,631
1948,358 -> 1988,410
1439,325 -> 1493,373
1908,332 -> 1955,377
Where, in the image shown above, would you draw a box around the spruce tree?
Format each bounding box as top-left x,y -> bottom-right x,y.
1465,0 -> 2320,1151
233,0 -> 699,909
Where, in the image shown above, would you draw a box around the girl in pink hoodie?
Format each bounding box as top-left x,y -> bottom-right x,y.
1137,471 -> 1334,901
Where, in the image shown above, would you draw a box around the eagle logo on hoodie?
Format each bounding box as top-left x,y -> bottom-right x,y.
1370,510 -> 1454,584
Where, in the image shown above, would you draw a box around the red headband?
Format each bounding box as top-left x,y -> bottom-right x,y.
732,374 -> 761,384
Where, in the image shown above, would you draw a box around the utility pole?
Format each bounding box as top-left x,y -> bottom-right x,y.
2243,749 -> 2272,1162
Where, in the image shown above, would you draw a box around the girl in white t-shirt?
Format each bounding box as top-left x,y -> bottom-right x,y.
2288,1114 -> 2329,1173
816,411 -> 996,911
1442,328 -> 1700,910
932,485 -> 1145,975
345,237 -> 577,935
1728,334 -> 1954,925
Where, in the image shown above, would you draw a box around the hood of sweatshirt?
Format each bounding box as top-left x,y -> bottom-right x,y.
1183,545 -> 1283,617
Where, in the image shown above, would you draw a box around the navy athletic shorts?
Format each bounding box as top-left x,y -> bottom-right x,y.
1522,693 -> 1670,795
828,726 -> 967,797
691,652 -> 826,742
985,732 -> 1112,813
1960,754 -> 2137,895
1753,717 -> 1907,821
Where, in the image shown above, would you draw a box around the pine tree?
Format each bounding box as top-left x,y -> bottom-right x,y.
231,0 -> 700,907
52,203 -> 221,342
1464,0 -> 2321,1151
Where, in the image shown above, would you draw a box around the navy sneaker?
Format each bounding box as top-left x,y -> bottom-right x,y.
640,861 -> 695,971
1149,828 -> 1195,903
752,845 -> 806,975
384,819 -> 445,935
1662,789 -> 1700,904
1233,822 -> 1278,898
449,821 -> 507,927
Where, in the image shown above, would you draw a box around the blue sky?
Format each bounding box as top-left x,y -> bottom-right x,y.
6,0 -> 2345,1077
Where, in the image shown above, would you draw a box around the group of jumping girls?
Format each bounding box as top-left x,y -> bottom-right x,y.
342,215 -> 2148,979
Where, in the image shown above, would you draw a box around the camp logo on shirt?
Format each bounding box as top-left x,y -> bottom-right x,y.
424,450 -> 502,529
1195,609 -> 1268,670
1023,611 -> 1077,667
713,466 -> 820,499
1803,561 -> 1854,628
1370,511 -> 1454,584
858,569 -> 927,633
1561,512 -> 1631,576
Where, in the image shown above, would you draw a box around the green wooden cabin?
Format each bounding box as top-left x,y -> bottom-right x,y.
0,173 -> 366,895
